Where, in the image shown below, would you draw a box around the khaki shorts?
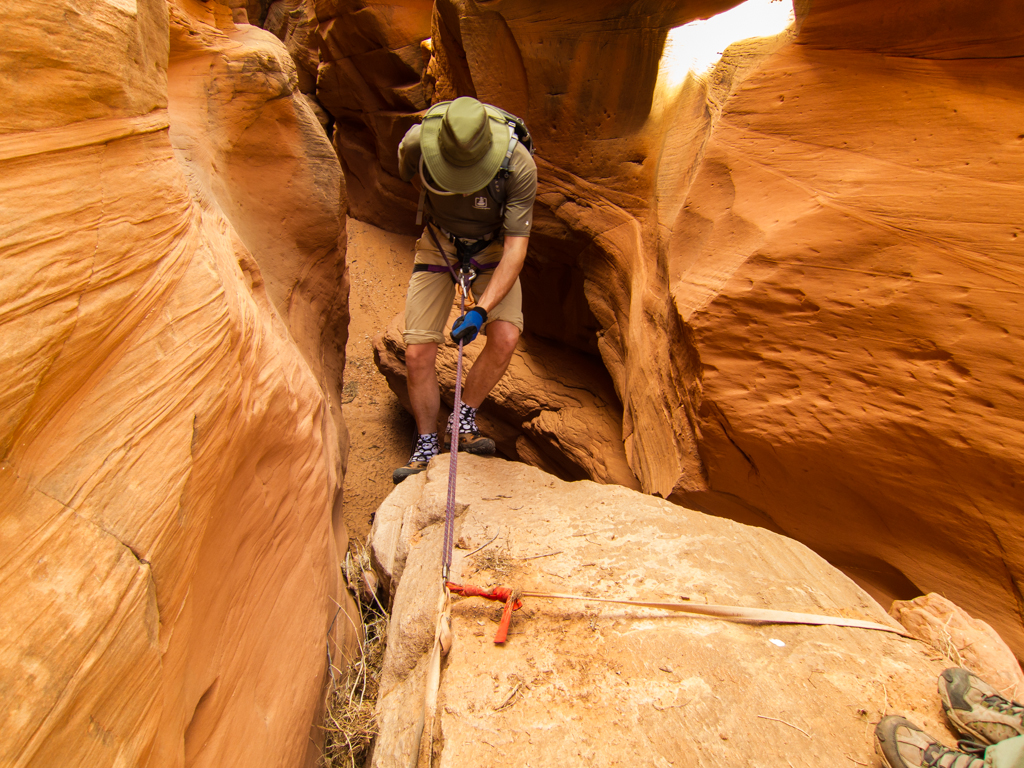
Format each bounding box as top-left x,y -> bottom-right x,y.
403,231 -> 524,346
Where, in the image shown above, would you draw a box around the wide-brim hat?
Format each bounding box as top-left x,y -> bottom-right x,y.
420,97 -> 508,195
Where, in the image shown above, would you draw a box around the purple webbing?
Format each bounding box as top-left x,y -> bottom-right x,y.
442,280 -> 468,577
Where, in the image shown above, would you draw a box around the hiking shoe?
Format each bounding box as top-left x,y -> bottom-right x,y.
447,403 -> 495,455
393,432 -> 439,484
939,667 -> 1024,745
875,716 -> 984,768
393,460 -> 429,484
452,431 -> 495,456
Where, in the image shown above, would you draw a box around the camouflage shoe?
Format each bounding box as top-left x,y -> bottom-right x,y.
875,716 -> 984,768
939,667 -> 1024,745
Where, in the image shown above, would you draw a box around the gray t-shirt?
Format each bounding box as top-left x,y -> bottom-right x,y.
398,123 -> 537,239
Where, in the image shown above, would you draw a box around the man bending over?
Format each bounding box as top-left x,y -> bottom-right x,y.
392,97 -> 537,484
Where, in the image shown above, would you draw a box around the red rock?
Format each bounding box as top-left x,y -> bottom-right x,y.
1,1 -> 355,766
351,0 -> 1024,660
891,594 -> 1024,701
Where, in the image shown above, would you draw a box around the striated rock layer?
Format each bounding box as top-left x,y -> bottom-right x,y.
330,1 -> 1024,654
1,1 -> 353,766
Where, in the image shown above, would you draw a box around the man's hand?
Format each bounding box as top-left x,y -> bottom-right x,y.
451,307 -> 488,344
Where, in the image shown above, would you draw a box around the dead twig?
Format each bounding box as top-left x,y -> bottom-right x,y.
466,528 -> 501,557
757,715 -> 811,739
519,550 -> 562,560
571,527 -> 615,537
494,682 -> 524,712
939,614 -> 966,668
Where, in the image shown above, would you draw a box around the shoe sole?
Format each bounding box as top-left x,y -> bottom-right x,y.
393,467 -> 427,484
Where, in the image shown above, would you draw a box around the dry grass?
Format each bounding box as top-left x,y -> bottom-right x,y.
320,549 -> 389,768
473,546 -> 516,580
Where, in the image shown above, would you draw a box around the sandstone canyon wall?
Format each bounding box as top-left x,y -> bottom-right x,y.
320,1 -> 1024,656
1,1 -> 352,766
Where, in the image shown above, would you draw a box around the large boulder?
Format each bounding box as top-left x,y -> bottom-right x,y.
0,2 -> 353,766
368,455 -> 962,766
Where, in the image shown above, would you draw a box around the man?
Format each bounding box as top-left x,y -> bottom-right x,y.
392,97 -> 537,484
876,667 -> 1024,768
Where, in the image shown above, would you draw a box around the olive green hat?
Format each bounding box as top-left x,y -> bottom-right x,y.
420,97 -> 508,195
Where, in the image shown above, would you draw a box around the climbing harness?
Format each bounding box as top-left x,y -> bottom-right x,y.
414,221 -> 499,291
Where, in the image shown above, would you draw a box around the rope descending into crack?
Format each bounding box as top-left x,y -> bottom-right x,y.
441,274 -> 469,583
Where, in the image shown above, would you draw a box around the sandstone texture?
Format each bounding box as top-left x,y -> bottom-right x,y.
333,0 -> 1024,655
1,2 -> 352,767
891,593 -> 1024,701
375,315 -> 639,490
316,0 -> 435,230
369,456 -> 961,767
341,221 -> 417,544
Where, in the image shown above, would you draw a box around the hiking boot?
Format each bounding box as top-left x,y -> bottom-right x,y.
939,667 -> 1024,745
393,433 -> 438,484
392,460 -> 429,484
453,431 -> 495,456
447,403 -> 495,456
875,716 -> 984,768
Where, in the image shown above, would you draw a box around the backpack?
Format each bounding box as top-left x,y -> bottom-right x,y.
484,107 -> 533,211
491,107 -> 534,174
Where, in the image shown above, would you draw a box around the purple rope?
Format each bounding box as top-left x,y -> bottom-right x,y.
442,277 -> 469,579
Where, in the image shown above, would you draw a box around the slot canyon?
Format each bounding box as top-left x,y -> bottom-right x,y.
2,0 -> 1022,766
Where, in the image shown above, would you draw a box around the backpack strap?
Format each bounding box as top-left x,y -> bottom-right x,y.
497,121 -> 518,179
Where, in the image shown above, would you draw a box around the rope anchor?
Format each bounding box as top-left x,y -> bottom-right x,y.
445,582 -> 911,644
446,583 -> 523,643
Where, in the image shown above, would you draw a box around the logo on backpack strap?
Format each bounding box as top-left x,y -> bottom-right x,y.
473,195 -> 489,209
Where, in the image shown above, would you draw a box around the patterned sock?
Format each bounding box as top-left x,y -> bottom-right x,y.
458,402 -> 478,434
409,432 -> 439,463
446,403 -> 479,436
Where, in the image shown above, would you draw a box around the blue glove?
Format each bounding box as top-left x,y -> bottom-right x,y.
451,307 -> 488,344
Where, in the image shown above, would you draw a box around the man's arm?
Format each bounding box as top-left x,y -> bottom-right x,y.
397,125 -> 422,182
475,235 -> 528,315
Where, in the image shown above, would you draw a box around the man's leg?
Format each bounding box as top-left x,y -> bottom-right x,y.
446,320 -> 519,456
394,341 -> 441,483
406,342 -> 441,433
462,320 -> 520,408
395,254 -> 454,483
